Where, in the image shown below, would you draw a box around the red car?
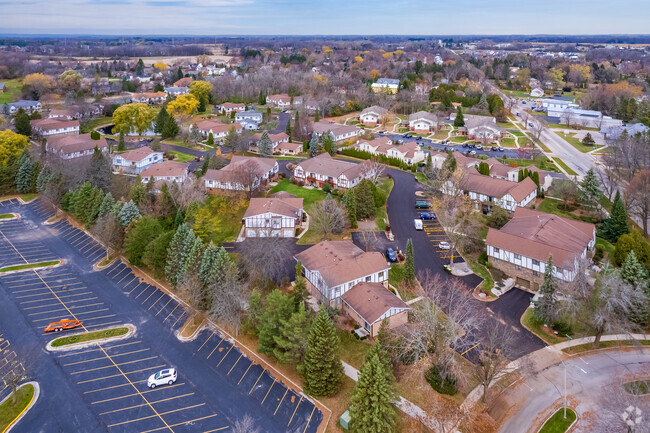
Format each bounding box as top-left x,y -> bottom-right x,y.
44,319 -> 83,333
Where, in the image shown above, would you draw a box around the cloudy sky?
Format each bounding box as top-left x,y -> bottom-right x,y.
1,0 -> 648,35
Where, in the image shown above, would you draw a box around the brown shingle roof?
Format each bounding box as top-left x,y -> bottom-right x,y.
31,117 -> 80,131
140,160 -> 189,178
47,134 -> 107,155
243,197 -> 303,219
118,146 -> 157,162
295,241 -> 389,288
486,207 -> 595,267
204,156 -> 277,183
461,173 -> 536,202
341,282 -> 409,324
174,77 -> 193,87
296,153 -> 368,181
196,119 -> 242,134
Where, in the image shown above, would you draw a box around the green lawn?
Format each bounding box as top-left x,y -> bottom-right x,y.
375,177 -> 394,231
552,157 -> 578,176
497,157 -> 559,172
500,137 -> 517,148
521,308 -> 568,345
414,172 -> 427,184
554,132 -> 603,153
0,383 -> 34,432
336,329 -> 371,369
269,178 -> 326,211
624,380 -> 650,395
51,327 -> 129,347
388,263 -> 406,288
509,130 -> 525,137
167,151 -> 195,162
467,258 -> 493,294
497,122 -> 516,129
0,260 -> 59,273
518,137 -> 532,147
80,116 -> 113,134
0,214 -> 14,219
548,123 -> 599,131
502,89 -> 531,98
0,79 -> 22,104
537,198 -> 598,224
539,408 -> 577,433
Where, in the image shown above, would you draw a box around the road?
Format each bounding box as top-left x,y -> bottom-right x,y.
377,132 -> 520,159
496,347 -> 650,433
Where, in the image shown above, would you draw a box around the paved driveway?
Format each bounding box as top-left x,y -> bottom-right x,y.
378,133 -> 519,159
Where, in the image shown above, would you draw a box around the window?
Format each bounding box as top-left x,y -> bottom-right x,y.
378,271 -> 385,280
532,259 -> 540,266
493,247 -> 500,254
365,276 -> 371,282
532,270 -> 539,276
515,265 -> 522,271
514,253 -> 521,260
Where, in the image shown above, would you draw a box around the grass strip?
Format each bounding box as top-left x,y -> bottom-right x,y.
561,339 -> 650,355
552,157 -> 578,176
539,408 -> 576,433
51,327 -> 129,347
0,383 -> 34,431
0,214 -> 14,219
624,380 -> 650,395
520,308 -> 567,345
0,260 -> 59,273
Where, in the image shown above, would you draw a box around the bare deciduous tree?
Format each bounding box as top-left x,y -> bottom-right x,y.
360,158 -> 386,185
530,117 -> 547,142
593,382 -> 650,433
90,213 -> 124,261
239,237 -> 293,283
231,415 -> 261,433
209,266 -> 248,337
309,198 -> 348,240
471,324 -> 514,403
169,176 -> 207,210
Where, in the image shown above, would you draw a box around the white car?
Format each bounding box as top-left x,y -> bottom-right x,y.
438,241 -> 451,250
147,368 -> 177,389
414,219 -> 423,230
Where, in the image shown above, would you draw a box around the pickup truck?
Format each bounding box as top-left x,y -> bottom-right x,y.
44,319 -> 83,333
415,200 -> 430,209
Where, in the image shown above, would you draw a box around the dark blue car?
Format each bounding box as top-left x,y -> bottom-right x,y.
419,212 -> 436,220
386,248 -> 397,262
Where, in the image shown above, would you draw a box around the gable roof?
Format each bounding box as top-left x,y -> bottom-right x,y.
341,282 -> 409,324
374,78 -> 400,86
47,134 -> 107,155
204,156 -> 277,183
196,119 -> 242,134
296,153 -> 368,180
409,111 -> 438,124
243,197 -> 303,219
461,173 -> 537,202
361,106 -> 388,117
31,117 -> 79,131
295,241 -> 389,288
311,121 -> 361,138
117,146 -> 158,163
140,160 -> 189,178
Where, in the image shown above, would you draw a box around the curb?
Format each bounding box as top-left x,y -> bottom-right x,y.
0,213 -> 20,221
1,381 -> 40,433
176,317 -> 207,342
45,324 -> 136,352
537,407 -> 578,433
0,259 -> 66,276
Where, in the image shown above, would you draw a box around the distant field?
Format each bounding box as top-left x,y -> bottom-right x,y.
0,79 -> 22,104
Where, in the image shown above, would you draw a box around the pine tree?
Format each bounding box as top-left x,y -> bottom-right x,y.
349,349 -> 397,433
404,238 -> 415,285
621,250 -> 649,289
322,132 -> 334,155
111,199 -> 125,217
162,117 -> 179,139
426,152 -> 432,169
135,58 -> 145,76
582,132 -> 595,147
174,67 -> 183,82
285,116 -> 292,140
453,106 -> 465,128
98,192 -> 115,218
314,110 -> 320,122
258,131 -> 273,156
36,165 -> 50,192
579,168 -> 601,209
165,223 -> 195,287
534,256 -> 557,324
258,90 -> 265,105
273,301 -> 312,364
155,107 -> 169,134
355,179 -> 376,219
118,131 -> 125,151
257,289 -> 294,356
344,189 -> 358,228
246,289 -> 264,335
302,309 -> 344,397
330,136 -> 337,155
207,132 -> 214,147
600,190 -> 629,243
308,132 -> 319,156
15,151 -> 33,193
88,147 -> 112,191
443,150 -> 456,172
118,199 -> 140,227
189,124 -> 202,143
292,261 -> 309,309
14,108 -> 31,136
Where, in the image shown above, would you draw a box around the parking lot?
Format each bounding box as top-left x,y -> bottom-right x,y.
0,198 -> 325,433
421,219 -> 463,264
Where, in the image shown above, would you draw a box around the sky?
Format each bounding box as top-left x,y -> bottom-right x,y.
1,0 -> 649,36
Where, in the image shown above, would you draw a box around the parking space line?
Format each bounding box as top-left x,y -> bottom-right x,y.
274,388 -> 288,415
148,293 -> 165,310
227,354 -> 242,376
111,267 -> 130,282
249,370 -> 265,394
200,427 -> 228,433
134,285 -> 152,299
85,380 -> 180,395
93,386 -> 189,405
303,406 -> 316,433
71,355 -> 158,375
105,264 -> 123,277
261,379 -> 276,405
288,396 -> 302,426
77,365 -> 166,384
127,281 -> 143,295
117,271 -> 134,285
154,298 -> 173,317
141,289 -> 159,304
120,275 -> 137,289
65,349 -> 149,367
61,341 -> 141,359
197,332 -> 214,352
216,346 -> 233,367
171,311 -> 187,328
98,392 -> 194,415
84,320 -> 122,330
107,403 -> 205,428
205,336 -> 224,360
238,362 -> 253,385
140,415 -> 220,433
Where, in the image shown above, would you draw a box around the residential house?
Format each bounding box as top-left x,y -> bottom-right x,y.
174,77 -> 193,87
445,173 -> 538,212
293,152 -> 371,190
30,117 -> 80,136
163,86 -> 189,96
486,207 -> 595,291
357,137 -> 426,165
235,110 -> 263,130
538,98 -> 576,111
216,102 -> 245,115
295,241 -> 390,306
204,156 -> 278,192
276,141 -> 303,156
359,106 -> 388,126
242,195 -> 304,238
452,114 -> 505,144
112,146 -> 163,174
249,132 -> 290,153
46,134 -> 108,160
8,100 -> 42,115
48,105 -> 101,120
311,121 -> 363,143
140,160 -> 190,185
601,123 -> 649,140
371,78 -> 400,94
408,111 -> 439,133
266,94 -> 302,108
131,92 -> 167,104
193,119 -> 242,142
341,282 -> 410,337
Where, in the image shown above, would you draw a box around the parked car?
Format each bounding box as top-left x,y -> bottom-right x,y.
462,143 -> 468,148
147,368 -> 177,389
414,219 -> 423,230
467,143 -> 475,148
498,146 -> 505,152
476,144 -> 483,150
491,146 -> 498,151
438,241 -> 451,250
386,248 -> 397,262
469,150 -> 477,155
516,112 -> 520,117
529,122 -> 534,127
419,212 -> 436,220
44,319 -> 83,333
415,200 -> 430,209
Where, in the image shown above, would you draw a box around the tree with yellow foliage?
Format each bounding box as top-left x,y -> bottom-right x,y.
546,67 -> 565,90
59,69 -> 83,93
354,56 -> 364,63
370,70 -> 380,81
153,62 -> 168,71
394,49 -> 404,56
189,81 -> 213,112
167,94 -> 200,121
322,46 -> 333,57
112,103 -> 156,136
0,130 -> 30,165
22,73 -> 54,99
382,52 -> 394,59
567,64 -> 591,88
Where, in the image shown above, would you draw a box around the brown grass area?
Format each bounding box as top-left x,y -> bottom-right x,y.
179,314 -> 206,338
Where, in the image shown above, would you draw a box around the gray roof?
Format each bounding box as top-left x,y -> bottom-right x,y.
236,110 -> 263,118
375,78 -> 400,85
601,123 -> 649,140
163,86 -> 188,93
9,100 -> 40,108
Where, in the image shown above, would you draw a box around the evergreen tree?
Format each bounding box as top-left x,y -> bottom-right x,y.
181,235 -> 204,285
162,116 -> 179,139
118,200 -> 140,227
534,256 -> 558,324
404,238 -> 415,285
246,289 -> 264,335
189,124 -> 202,143
257,289 -> 294,356
90,130 -> 100,140
118,131 -> 125,151
426,152 -> 432,170
621,250 -> 649,290
322,132 -> 334,155
15,151 -> 33,193
258,131 -> 273,156
292,261 -> 309,309
582,132 -> 595,147
330,136 -> 337,155
154,107 -> 169,134
14,108 -> 31,137
453,106 -> 465,128
87,147 -> 112,191
198,98 -> 206,113
302,309 -> 344,397
174,67 -> 183,82
443,150 -> 456,172
314,110 -> 320,122
110,199 -> 125,217
349,349 -> 398,433
135,58 -> 145,76
124,216 -> 162,266
273,301 -> 312,365
98,192 -> 115,218
201,154 -> 210,175
355,179 -> 376,219
308,132 -> 319,156
36,165 -> 51,192
129,176 -> 147,206
285,116 -> 292,140
579,168 -> 601,209
600,190 -> 629,243
142,231 -> 174,279
476,161 -> 490,176
258,90 -> 265,105
207,132 -> 214,147
344,189 -> 358,228
165,223 -> 195,287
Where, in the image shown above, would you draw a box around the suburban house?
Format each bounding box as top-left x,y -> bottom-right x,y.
163,86 -> 189,96
8,100 -> 42,114
357,137 -> 426,165
537,98 -> 575,111
408,111 -> 439,133
266,94 -> 302,108
371,78 -> 400,94
293,153 -> 371,190
140,160 -> 190,185
48,105 -> 101,120
276,141 -> 303,156
486,207 -> 596,291
30,117 -> 80,136
131,92 -> 167,104
294,241 -> 390,306
216,102 -> 246,115
193,119 -> 242,142
174,77 -> 193,87
112,146 -> 164,174
445,173 -> 538,212
341,282 -> 410,337
601,123 -> 649,140
359,106 -> 388,126
311,121 -> 363,143
46,134 -> 108,160
476,157 -> 555,191
204,156 -> 278,192
249,132 -> 290,153
235,110 -> 263,130
452,114 -> 505,143
242,195 -> 304,238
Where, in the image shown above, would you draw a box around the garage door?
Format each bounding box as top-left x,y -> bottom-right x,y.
516,277 -> 530,290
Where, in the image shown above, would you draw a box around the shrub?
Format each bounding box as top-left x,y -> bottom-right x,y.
322,182 -> 332,193
552,321 -> 573,336
593,245 -> 604,263
478,251 -> 488,266
425,366 -> 458,395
